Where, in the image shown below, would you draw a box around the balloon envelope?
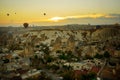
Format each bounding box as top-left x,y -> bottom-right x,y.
23,23 -> 29,28
44,13 -> 46,16
7,13 -> 9,16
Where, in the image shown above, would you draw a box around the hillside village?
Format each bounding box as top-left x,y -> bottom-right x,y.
0,24 -> 120,80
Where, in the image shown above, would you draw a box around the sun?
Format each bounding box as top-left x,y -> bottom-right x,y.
50,17 -> 64,22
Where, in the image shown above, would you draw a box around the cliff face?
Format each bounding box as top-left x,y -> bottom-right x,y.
92,28 -> 120,42
17,27 -> 119,57
23,30 -> 84,52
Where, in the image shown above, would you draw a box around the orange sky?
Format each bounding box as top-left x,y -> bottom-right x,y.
0,0 -> 120,26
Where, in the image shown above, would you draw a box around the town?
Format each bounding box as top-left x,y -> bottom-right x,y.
0,24 -> 120,80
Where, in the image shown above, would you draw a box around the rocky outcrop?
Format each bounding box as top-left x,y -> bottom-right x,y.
92,28 -> 120,41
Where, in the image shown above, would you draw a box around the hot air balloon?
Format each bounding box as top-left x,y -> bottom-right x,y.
7,13 -> 10,16
44,13 -> 46,16
23,23 -> 29,28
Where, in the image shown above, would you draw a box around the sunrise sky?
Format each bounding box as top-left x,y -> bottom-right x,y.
0,0 -> 120,26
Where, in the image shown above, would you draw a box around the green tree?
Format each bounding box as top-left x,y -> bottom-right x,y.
87,72 -> 97,80
39,72 -> 52,80
46,56 -> 54,63
81,74 -> 88,80
94,53 -> 103,59
104,51 -> 110,58
59,53 -> 68,60
3,59 -> 9,63
56,50 -> 62,53
35,45 -> 39,48
84,55 -> 93,59
62,70 -> 74,80
80,72 -> 97,80
34,55 -> 38,59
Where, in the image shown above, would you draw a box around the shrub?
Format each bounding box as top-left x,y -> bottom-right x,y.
94,53 -> 103,59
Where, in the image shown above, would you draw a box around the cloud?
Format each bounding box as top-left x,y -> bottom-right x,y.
49,13 -> 120,22
109,14 -> 120,16
47,13 -> 120,25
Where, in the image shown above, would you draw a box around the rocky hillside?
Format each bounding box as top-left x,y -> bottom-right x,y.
0,24 -> 120,57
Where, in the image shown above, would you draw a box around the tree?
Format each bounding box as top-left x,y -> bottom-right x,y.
84,55 -> 93,59
62,65 -> 72,70
62,70 -> 74,80
46,56 -> 54,63
59,53 -> 68,60
87,72 -> 97,80
81,74 -> 88,80
104,51 -> 110,58
94,53 -> 103,59
41,45 -> 50,55
56,50 -> 62,53
39,72 -> 52,80
80,72 -> 97,80
3,59 -> 9,63
15,56 -> 19,60
35,45 -> 39,48
34,55 -> 38,59
44,46 -> 50,54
